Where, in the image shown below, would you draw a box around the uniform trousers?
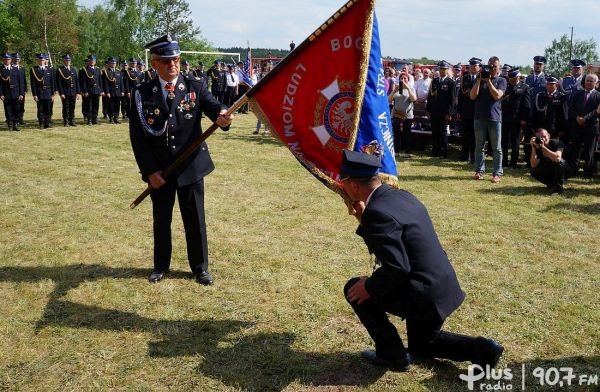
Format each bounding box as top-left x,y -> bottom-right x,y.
430,115 -> 448,157
61,95 -> 76,123
501,121 -> 521,167
121,95 -> 130,118
523,127 -> 534,167
3,98 -> 20,125
36,99 -> 53,125
460,117 -> 475,162
570,128 -> 598,178
108,95 -> 121,120
86,94 -> 100,123
344,277 -> 486,363
150,179 -> 209,274
211,88 -> 224,103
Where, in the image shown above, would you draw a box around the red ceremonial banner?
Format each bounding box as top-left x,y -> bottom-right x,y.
247,0 -> 374,191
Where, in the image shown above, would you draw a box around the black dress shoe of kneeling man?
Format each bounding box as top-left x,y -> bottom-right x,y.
361,350 -> 411,372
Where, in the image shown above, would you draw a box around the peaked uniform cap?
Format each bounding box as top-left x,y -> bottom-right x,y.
145,34 -> 181,58
340,150 -> 382,179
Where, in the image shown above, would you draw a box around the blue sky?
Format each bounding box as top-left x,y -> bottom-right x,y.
78,0 -> 600,67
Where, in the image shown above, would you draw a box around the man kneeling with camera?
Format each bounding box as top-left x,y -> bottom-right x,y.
529,128 -> 578,195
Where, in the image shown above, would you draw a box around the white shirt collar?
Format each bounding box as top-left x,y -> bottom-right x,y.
365,183 -> 382,206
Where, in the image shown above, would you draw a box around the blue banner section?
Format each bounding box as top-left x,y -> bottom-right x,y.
241,50 -> 254,87
355,13 -> 398,178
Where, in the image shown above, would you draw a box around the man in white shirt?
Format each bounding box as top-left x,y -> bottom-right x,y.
224,64 -> 239,107
415,68 -> 431,103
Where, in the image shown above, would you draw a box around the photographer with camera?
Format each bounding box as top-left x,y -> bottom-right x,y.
469,56 -> 507,183
529,128 -> 577,195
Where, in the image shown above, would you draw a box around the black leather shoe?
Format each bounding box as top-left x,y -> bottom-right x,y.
476,338 -> 504,368
195,271 -> 214,285
148,269 -> 168,283
361,350 -> 410,372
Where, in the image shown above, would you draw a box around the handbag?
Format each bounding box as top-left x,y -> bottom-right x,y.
392,109 -> 406,120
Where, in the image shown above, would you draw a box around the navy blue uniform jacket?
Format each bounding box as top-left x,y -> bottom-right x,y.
358,184 -> 465,320
129,75 -> 227,186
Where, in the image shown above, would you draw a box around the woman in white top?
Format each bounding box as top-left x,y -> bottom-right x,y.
389,72 -> 417,157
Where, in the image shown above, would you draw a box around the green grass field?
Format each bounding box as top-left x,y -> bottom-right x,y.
0,101 -> 599,391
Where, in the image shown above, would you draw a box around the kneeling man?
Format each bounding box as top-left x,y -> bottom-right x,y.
340,150 -> 503,371
530,128 -> 578,195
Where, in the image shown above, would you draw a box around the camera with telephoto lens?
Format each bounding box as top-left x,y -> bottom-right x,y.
534,136 -> 543,146
480,65 -> 491,79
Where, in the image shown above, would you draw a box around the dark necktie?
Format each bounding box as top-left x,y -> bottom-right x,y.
584,91 -> 589,107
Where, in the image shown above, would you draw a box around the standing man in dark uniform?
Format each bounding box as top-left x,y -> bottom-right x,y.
523,56 -> 547,165
78,57 -> 90,123
340,150 -> 503,371
0,53 -> 24,131
207,61 -> 225,103
30,53 -> 56,129
11,53 -> 26,126
457,58 -> 481,163
56,54 -> 80,127
568,73 -> 600,180
101,59 -> 110,120
525,56 -> 547,96
137,60 -> 147,84
530,76 -> 567,140
79,55 -> 103,125
560,59 -> 585,96
194,61 -> 207,80
123,58 -> 140,120
120,60 -> 130,120
102,57 -> 125,124
180,60 -> 193,80
144,65 -> 157,82
129,34 -> 234,285
426,60 -> 455,157
501,67 -> 531,168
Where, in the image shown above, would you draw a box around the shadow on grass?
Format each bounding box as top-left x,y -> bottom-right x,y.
29,298 -> 387,391
0,264 -> 191,330
0,264 -> 386,390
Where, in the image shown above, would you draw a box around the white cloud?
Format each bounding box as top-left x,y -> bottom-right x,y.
78,0 -> 599,67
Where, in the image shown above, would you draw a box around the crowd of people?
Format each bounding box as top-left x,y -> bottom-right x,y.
0,50 -> 271,133
385,55 -> 600,193
0,52 -> 169,129
2,48 -> 598,193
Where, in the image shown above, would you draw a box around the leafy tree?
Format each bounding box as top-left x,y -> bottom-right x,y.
109,0 -> 157,50
0,2 -> 24,52
5,0 -> 80,66
544,34 -> 599,77
151,0 -> 199,43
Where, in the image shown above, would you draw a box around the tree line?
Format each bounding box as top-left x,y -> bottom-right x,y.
0,0 -> 211,67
